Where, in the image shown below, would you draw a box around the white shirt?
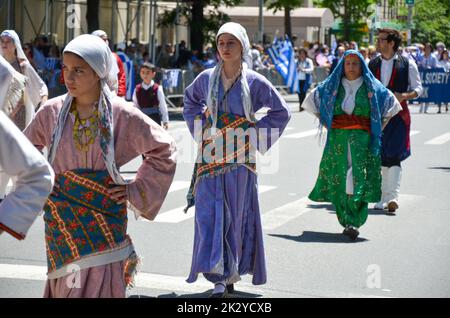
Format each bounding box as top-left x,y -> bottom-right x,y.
132,80 -> 169,124
0,110 -> 54,239
297,58 -> 314,80
341,77 -> 364,114
380,54 -> 423,97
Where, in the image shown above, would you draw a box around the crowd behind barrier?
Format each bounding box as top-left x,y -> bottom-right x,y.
42,66 -> 331,103
40,65 -> 450,106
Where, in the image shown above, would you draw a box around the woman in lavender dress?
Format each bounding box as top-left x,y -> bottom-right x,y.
183,22 -> 291,297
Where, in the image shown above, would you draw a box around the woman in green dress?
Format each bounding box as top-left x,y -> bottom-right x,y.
302,50 -> 401,240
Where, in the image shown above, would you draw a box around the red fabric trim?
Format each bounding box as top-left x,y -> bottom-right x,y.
332,114 -> 371,133
0,223 -> 25,240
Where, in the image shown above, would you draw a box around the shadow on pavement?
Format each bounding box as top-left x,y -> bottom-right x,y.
306,204 -> 335,212
129,289 -> 262,298
428,166 -> 450,173
268,231 -> 369,244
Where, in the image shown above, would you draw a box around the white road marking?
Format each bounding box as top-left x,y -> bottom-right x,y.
262,196 -> 314,230
152,185 -> 276,224
425,132 -> 450,145
282,129 -> 317,139
168,181 -> 191,193
410,130 -> 420,136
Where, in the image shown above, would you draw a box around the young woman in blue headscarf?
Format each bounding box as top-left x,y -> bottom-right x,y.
302,50 -> 402,240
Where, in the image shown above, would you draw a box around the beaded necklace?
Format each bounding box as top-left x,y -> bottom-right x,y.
71,101 -> 99,153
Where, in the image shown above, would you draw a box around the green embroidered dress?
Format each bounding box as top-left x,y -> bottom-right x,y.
309,83 -> 381,228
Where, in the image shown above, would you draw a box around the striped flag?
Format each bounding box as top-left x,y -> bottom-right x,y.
267,36 -> 299,93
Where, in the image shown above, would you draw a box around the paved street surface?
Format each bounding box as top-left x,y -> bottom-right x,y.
1,96 -> 449,298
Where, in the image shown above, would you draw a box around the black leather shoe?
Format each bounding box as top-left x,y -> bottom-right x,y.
343,226 -> 359,241
226,284 -> 234,294
209,289 -> 228,298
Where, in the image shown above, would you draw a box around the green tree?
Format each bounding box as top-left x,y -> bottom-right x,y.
266,0 -> 304,41
411,0 -> 450,45
158,0 -> 243,52
314,0 -> 376,41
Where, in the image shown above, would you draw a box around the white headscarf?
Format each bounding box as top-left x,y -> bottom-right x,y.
207,22 -> 256,129
0,54 -> 26,116
91,30 -> 107,38
0,30 -> 27,61
48,34 -> 126,186
1,29 -> 48,123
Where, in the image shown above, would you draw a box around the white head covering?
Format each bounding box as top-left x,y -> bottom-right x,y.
92,30 -> 107,38
0,54 -> 26,115
207,22 -> 256,130
48,34 -> 126,186
0,30 -> 27,61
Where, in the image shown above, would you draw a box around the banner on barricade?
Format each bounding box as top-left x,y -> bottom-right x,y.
162,69 -> 181,89
416,68 -> 450,103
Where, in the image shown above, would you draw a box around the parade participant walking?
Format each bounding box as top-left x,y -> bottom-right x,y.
303,50 -> 402,240
132,62 -> 169,130
92,30 -> 127,97
0,30 -> 49,203
183,22 -> 290,298
0,30 -> 48,129
369,29 -> 422,213
24,34 -> 177,298
0,55 -> 54,239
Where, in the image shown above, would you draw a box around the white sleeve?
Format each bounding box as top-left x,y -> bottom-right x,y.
0,111 -> 54,239
302,87 -> 320,115
157,85 -> 169,123
22,62 -> 48,99
383,90 -> 403,119
304,58 -> 315,74
408,60 -> 423,98
132,88 -> 139,108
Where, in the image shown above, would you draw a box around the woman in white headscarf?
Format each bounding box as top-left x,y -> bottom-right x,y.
0,30 -> 49,202
183,22 -> 291,297
0,30 -> 48,130
24,34 -> 177,298
0,54 -> 54,241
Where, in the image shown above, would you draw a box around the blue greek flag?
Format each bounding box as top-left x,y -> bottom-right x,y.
267,36 -> 299,93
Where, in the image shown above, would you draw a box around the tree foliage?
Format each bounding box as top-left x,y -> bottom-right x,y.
158,0 -> 243,51
314,0 -> 376,41
266,0 -> 304,41
411,0 -> 450,45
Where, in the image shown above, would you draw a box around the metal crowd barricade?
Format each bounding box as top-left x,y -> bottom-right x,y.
312,66 -> 329,86
159,69 -> 197,108
257,68 -> 290,95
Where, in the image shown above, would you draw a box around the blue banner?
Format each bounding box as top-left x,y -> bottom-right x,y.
416,68 -> 450,103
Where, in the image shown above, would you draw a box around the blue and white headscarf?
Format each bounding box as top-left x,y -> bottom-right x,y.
316,49 -> 395,155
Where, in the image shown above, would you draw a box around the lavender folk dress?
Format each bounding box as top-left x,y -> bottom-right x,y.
183,69 -> 291,285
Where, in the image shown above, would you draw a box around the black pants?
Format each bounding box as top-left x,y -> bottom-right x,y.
298,80 -> 307,109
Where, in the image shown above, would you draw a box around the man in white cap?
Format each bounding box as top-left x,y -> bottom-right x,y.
92,30 -> 126,97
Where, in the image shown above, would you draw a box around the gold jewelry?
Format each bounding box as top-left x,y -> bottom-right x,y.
71,101 -> 99,153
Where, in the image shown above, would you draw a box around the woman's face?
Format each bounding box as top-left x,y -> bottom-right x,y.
299,51 -> 306,60
62,52 -> 100,98
217,33 -> 242,64
344,54 -> 362,80
0,36 -> 16,57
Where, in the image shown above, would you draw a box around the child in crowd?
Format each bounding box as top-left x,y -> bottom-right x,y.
132,62 -> 169,130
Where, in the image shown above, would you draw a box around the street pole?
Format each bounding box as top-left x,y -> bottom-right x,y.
175,0 -> 180,60
258,0 -> 264,44
407,4 -> 413,46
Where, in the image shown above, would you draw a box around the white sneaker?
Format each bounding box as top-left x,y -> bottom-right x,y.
374,201 -> 386,210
